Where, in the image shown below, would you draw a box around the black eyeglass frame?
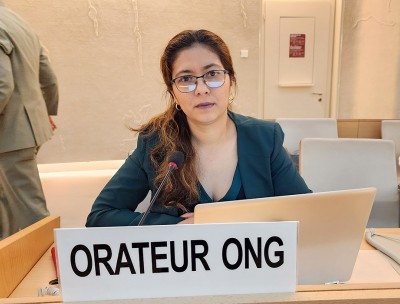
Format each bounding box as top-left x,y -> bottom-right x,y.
171,69 -> 229,93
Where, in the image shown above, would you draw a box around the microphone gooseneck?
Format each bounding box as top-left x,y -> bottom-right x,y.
138,151 -> 185,226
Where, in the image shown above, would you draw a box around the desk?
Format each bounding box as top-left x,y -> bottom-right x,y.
2,228 -> 400,304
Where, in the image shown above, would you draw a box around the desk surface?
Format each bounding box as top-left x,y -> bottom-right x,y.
2,228 -> 400,304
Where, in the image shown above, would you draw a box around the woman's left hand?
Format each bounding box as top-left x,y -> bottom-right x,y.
177,212 -> 194,224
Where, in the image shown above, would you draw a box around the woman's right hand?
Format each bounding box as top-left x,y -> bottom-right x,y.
178,212 -> 194,224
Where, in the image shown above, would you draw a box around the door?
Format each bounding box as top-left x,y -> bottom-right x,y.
263,0 -> 335,118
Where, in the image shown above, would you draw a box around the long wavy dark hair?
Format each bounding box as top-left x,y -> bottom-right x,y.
133,29 -> 236,212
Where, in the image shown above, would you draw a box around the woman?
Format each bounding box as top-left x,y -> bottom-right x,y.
86,29 -> 311,227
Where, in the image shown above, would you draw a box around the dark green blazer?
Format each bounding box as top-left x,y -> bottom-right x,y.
86,112 -> 311,227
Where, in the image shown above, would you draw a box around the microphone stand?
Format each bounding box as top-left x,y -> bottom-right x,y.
138,164 -> 175,226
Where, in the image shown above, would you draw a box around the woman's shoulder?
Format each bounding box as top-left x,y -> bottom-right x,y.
229,111 -> 278,130
229,111 -> 284,147
133,128 -> 160,154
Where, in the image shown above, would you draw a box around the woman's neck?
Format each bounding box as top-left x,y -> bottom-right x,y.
189,113 -> 233,147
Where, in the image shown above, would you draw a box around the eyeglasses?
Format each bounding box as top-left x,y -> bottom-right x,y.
171,70 -> 229,93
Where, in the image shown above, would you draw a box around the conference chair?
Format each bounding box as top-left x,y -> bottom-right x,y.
276,118 -> 338,169
276,118 -> 338,155
381,120 -> 400,181
38,160 -> 125,228
299,138 -> 399,228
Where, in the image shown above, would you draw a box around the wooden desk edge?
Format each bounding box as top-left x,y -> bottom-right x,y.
0,216 -> 60,298
0,296 -> 61,304
2,226 -> 400,304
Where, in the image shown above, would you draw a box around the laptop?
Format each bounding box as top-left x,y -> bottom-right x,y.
194,187 -> 376,285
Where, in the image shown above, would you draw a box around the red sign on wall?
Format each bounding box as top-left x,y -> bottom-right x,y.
289,34 -> 306,58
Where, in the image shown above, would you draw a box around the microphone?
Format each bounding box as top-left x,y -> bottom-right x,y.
138,151 -> 184,225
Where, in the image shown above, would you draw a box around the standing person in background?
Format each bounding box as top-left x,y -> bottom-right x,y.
86,29 -> 311,227
0,1 -> 59,239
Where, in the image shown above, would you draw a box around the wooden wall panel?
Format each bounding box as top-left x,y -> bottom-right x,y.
337,119 -> 382,139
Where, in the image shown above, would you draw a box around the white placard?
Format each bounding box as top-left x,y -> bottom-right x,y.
55,222 -> 298,302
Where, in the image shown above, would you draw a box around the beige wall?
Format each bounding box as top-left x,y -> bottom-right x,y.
5,0 -> 262,163
337,0 -> 400,119
4,0 -> 400,163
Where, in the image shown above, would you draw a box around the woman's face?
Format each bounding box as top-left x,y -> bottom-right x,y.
171,44 -> 233,127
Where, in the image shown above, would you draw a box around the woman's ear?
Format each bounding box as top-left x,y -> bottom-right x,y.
229,82 -> 237,99
167,89 -> 177,103
170,87 -> 178,100
169,90 -> 181,110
